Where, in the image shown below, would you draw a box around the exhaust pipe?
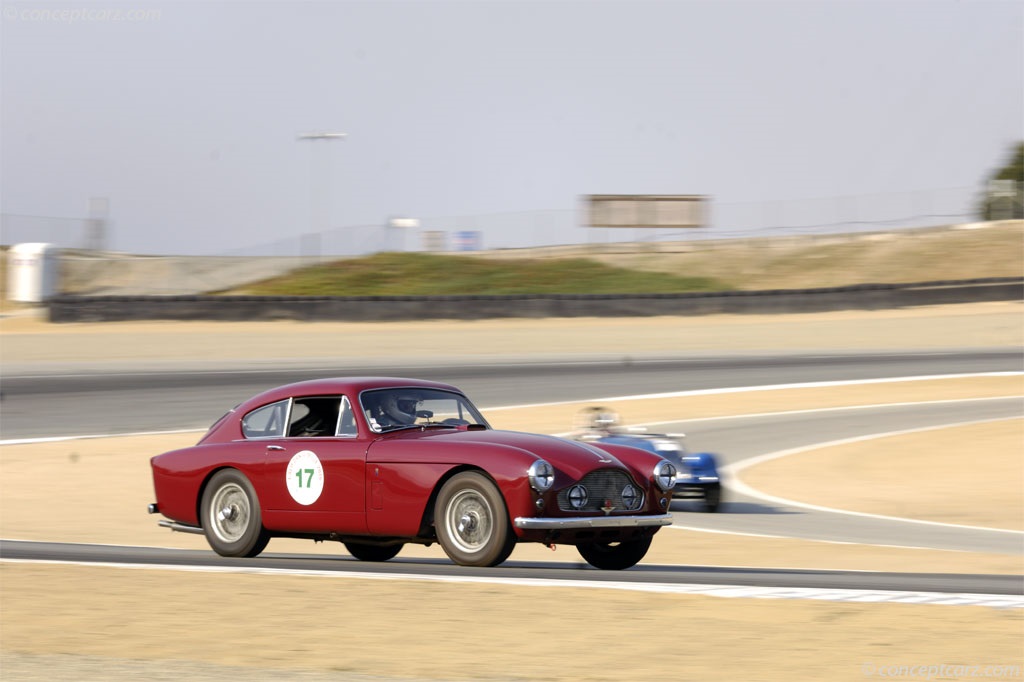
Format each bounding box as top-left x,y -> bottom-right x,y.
158,519 -> 204,535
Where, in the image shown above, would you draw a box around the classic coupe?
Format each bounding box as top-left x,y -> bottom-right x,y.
573,407 -> 723,512
149,378 -> 677,569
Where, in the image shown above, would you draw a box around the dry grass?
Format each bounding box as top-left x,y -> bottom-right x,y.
224,222 -> 1024,295
2,222 -> 1020,300
568,222 -> 1024,290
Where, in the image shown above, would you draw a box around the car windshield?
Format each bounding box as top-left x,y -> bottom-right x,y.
360,388 -> 489,433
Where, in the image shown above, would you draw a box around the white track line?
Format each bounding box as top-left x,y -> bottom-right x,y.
662,524 -> 991,553
3,558 -> 1019,608
0,428 -> 204,447
724,416 -> 1024,535
4,372 -> 1019,446
491,372 -> 1023,411
551,396 -> 1024,439
608,395 -> 1024,429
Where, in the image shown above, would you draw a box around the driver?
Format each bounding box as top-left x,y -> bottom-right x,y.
582,406 -> 621,434
380,393 -> 420,426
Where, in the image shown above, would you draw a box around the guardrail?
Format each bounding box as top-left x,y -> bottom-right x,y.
45,278 -> 1023,323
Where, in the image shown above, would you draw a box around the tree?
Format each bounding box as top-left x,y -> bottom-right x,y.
979,142 -> 1024,220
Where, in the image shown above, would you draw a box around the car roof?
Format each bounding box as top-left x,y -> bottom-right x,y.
239,377 -> 465,410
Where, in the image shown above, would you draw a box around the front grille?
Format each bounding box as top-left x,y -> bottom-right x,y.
556,469 -> 644,512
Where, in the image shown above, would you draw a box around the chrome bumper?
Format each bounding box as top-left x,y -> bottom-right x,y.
514,513 -> 673,530
675,476 -> 719,485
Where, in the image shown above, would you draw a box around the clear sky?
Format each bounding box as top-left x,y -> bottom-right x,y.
1,0 -> 1021,255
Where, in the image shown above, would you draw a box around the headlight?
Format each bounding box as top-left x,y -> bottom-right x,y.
621,484 -> 640,509
528,459 -> 555,492
567,484 -> 588,509
653,460 -> 677,492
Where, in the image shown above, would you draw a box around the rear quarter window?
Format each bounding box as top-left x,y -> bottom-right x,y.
242,399 -> 289,438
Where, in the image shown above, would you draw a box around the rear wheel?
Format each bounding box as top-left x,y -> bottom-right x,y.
703,483 -> 722,513
200,469 -> 269,557
344,542 -> 403,562
577,536 -> 652,570
434,472 -> 515,567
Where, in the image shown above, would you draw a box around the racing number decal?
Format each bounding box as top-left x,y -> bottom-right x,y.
286,450 -> 324,505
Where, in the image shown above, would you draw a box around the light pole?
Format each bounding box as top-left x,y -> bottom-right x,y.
297,132 -> 346,260
298,132 -> 347,141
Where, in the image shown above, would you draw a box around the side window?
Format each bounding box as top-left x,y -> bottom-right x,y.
288,396 -> 342,437
242,399 -> 289,439
336,396 -> 357,437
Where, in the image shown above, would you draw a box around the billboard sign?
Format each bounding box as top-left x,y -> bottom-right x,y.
586,194 -> 708,228
453,230 -> 482,251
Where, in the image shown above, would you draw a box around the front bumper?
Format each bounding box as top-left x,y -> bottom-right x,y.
513,513 -> 673,530
673,479 -> 719,498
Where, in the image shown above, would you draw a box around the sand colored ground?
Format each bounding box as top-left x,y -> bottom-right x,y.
2,563 -> 1022,682
743,419 -> 1024,531
1,303 -> 1022,680
2,302 -> 1022,370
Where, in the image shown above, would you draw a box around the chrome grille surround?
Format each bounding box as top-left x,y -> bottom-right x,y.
556,469 -> 644,512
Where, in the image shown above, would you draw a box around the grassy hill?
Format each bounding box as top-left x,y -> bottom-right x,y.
221,252 -> 729,296
3,222 -> 1021,301
222,222 -> 1023,297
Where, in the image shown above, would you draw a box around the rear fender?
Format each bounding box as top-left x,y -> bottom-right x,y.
194,465 -> 238,529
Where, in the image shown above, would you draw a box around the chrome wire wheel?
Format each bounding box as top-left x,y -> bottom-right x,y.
445,488 -> 494,555
434,471 -> 514,567
208,482 -> 250,544
200,469 -> 269,558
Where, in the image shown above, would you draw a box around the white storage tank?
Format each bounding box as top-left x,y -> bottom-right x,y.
7,243 -> 60,303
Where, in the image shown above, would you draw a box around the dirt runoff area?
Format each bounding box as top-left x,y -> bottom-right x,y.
1,302 -> 1023,680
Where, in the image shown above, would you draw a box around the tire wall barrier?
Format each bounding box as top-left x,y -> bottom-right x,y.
47,278 -> 1023,323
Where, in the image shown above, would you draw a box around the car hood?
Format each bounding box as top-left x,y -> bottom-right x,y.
395,428 -> 629,479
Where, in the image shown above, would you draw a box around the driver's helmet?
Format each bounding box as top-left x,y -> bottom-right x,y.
575,406 -> 622,433
382,393 -> 420,424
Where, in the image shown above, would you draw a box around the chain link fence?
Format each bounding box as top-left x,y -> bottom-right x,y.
2,186 -> 995,259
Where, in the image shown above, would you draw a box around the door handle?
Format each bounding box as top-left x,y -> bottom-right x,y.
266,445 -> 285,451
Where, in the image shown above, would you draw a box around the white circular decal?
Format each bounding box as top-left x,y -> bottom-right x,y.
286,450 -> 324,506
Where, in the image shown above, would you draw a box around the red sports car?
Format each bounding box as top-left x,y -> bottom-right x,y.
149,377 -> 676,569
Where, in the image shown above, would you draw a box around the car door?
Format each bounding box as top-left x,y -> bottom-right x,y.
259,395 -> 368,534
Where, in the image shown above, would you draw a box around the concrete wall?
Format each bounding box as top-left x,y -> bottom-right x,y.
47,278 -> 1023,322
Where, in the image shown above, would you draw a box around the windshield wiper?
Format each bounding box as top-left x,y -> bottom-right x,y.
377,423 -> 458,433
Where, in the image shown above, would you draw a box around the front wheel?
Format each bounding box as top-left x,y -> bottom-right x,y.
577,536 -> 652,570
344,542 -> 403,562
434,472 -> 515,567
200,469 -> 270,558
702,483 -> 722,513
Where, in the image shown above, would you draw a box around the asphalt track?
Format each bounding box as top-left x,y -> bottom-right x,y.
657,397 -> 1023,554
1,348 -> 1022,598
1,348 -> 1020,440
1,540 -> 1021,598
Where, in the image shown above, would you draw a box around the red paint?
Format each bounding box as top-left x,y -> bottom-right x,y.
150,377 -> 670,553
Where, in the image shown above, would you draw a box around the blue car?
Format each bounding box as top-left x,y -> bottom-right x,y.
573,407 -> 723,512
